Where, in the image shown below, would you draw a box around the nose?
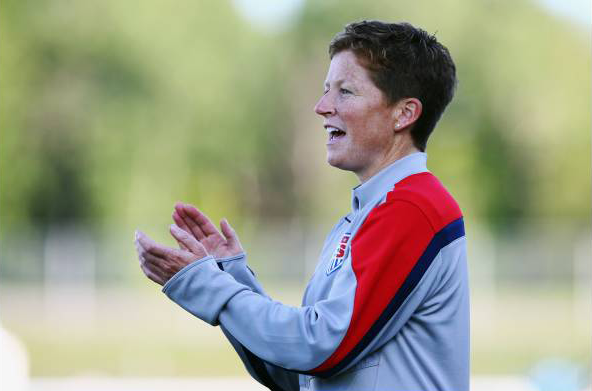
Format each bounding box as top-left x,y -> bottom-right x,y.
314,92 -> 335,117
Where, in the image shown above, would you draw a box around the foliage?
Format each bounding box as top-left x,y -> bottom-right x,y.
1,0 -> 589,255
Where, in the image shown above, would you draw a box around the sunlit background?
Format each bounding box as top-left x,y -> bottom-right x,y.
1,0 -> 590,390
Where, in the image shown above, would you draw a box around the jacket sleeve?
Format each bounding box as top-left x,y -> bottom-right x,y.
220,324 -> 300,391
216,253 -> 269,297
163,200 -> 464,377
216,254 -> 299,391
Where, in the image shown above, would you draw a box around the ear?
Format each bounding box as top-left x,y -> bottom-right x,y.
393,98 -> 422,132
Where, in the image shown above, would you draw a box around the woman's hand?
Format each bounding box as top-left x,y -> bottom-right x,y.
172,203 -> 244,259
134,226 -> 209,286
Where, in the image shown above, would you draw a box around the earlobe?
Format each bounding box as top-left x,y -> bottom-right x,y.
395,98 -> 422,130
392,106 -> 404,131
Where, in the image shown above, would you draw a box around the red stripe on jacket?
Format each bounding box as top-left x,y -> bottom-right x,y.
311,173 -> 462,373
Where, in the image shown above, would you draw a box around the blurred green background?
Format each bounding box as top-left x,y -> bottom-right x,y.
1,0 -> 590,386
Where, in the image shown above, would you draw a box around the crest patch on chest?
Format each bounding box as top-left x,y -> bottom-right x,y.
326,233 -> 351,276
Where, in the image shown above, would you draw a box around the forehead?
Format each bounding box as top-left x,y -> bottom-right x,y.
324,50 -> 373,87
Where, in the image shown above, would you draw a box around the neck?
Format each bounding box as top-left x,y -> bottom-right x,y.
356,141 -> 420,184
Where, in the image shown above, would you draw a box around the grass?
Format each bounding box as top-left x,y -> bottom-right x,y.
1,282 -> 589,377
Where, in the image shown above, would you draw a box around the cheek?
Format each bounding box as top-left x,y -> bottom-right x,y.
348,117 -> 391,152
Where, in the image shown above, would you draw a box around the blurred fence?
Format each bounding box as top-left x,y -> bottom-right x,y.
0,219 -> 590,384
1,220 -> 590,330
1,219 -> 590,288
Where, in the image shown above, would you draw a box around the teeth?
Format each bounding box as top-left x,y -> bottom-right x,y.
326,126 -> 342,134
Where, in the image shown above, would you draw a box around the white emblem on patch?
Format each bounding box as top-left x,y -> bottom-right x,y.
326,233 -> 351,276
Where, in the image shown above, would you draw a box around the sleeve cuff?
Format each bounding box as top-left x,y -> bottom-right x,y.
162,255 -> 249,326
216,252 -> 246,263
162,255 -> 215,292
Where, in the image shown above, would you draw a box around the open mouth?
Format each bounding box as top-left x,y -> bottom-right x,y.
327,126 -> 346,141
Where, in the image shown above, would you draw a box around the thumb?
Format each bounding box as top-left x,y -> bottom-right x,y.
220,218 -> 239,246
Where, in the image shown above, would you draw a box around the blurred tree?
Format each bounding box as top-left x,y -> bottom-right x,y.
288,0 -> 590,230
0,0 -> 589,277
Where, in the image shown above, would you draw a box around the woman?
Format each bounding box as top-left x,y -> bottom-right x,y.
136,20 -> 468,391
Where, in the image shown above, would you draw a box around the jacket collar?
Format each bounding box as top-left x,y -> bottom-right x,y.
351,152 -> 428,212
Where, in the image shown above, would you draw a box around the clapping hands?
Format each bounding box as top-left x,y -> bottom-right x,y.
135,203 -> 244,285
172,203 -> 244,259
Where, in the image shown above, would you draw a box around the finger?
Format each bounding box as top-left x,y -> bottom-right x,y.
137,231 -> 174,258
140,262 -> 165,286
177,240 -> 189,251
172,214 -> 193,251
138,252 -> 147,265
135,232 -> 150,261
175,204 -> 207,240
134,230 -> 143,251
170,225 -> 207,255
141,250 -> 164,265
138,235 -> 190,269
220,218 -> 239,247
135,231 -> 150,252
134,232 -> 142,253
141,252 -> 174,280
172,211 -> 190,232
169,223 -> 191,251
182,204 -> 220,237
137,249 -> 166,278
141,251 -> 184,283
135,230 -> 150,252
135,239 -> 146,263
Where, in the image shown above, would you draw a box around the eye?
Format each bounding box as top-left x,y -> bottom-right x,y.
340,88 -> 352,95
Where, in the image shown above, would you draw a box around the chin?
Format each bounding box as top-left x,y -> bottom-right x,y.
327,153 -> 353,171
326,153 -> 342,168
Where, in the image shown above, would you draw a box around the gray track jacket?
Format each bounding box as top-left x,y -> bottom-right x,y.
163,153 -> 469,390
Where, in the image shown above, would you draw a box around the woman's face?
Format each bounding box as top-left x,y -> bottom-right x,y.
314,50 -> 398,182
